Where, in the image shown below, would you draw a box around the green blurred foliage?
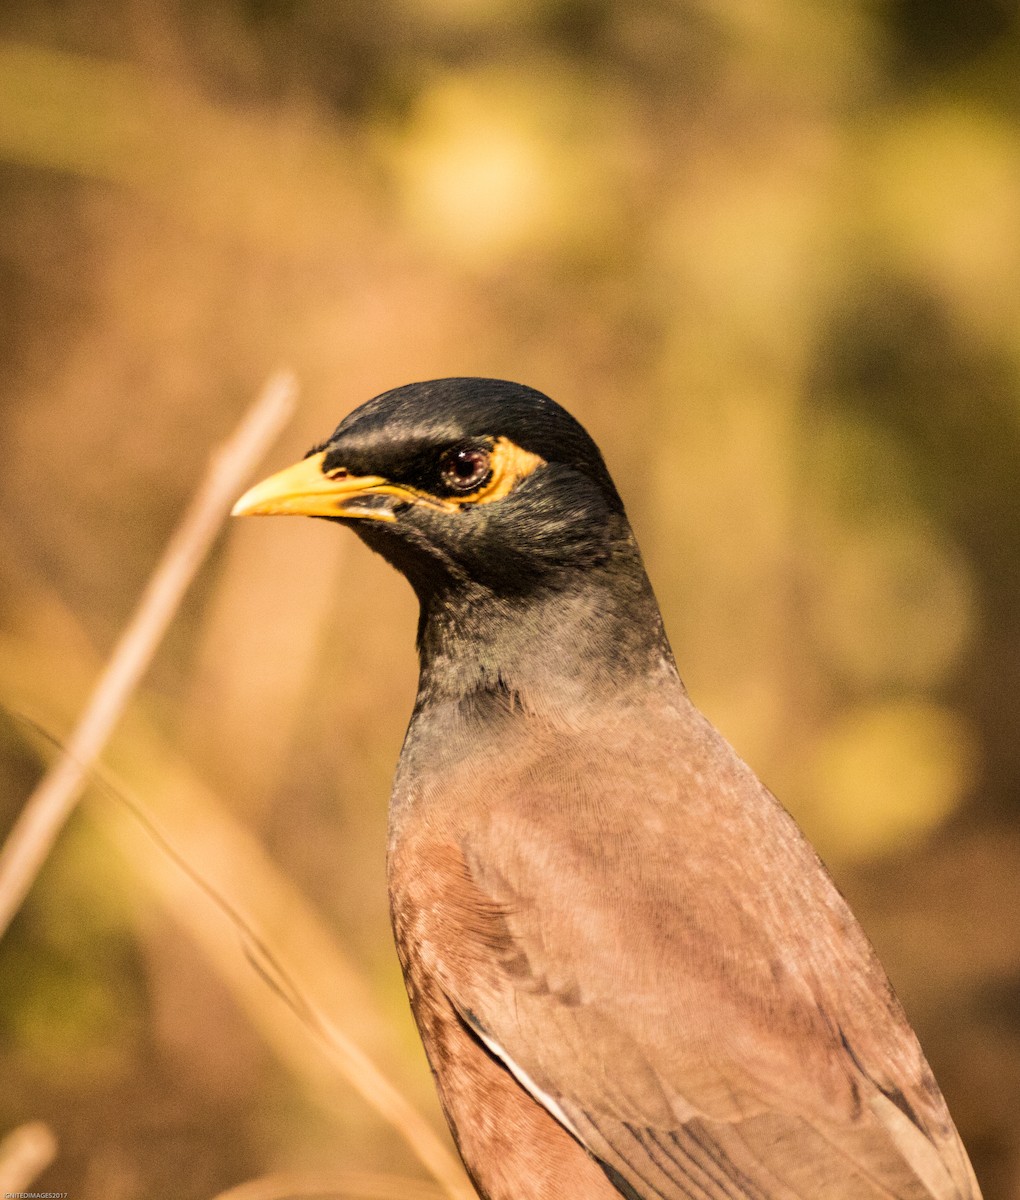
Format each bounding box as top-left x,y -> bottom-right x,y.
0,0 -> 1018,1196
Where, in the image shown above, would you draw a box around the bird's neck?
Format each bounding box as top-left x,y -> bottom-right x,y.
412,540 -> 681,715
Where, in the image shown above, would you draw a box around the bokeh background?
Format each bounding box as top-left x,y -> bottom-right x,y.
1,1 -> 1018,1197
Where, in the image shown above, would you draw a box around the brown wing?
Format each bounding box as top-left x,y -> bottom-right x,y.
389,697 -> 980,1200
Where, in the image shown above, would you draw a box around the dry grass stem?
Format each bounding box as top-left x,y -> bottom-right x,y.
0,559 -> 473,1200
307,1014 -> 475,1200
91,762 -> 475,1200
0,371 -> 297,940
0,1122 -> 58,1194
209,1169 -> 448,1200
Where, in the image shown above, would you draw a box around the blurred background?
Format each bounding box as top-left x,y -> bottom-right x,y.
0,0 -> 1018,1197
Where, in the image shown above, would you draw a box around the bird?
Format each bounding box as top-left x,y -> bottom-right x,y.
232,377 -> 981,1200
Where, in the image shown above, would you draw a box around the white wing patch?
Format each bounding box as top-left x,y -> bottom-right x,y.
468,1017 -> 586,1145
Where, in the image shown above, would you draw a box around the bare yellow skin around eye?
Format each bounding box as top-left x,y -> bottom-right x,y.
449,438 -> 545,508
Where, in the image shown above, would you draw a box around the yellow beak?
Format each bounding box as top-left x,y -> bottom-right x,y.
231,450 -> 401,522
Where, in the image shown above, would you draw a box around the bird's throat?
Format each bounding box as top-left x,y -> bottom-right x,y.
412,552 -> 679,717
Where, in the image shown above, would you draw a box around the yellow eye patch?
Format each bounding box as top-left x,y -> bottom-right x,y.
446,437 -> 545,508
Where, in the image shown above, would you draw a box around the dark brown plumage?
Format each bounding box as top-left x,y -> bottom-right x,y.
233,378 -> 981,1200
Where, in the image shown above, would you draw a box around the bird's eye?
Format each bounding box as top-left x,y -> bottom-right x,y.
439,446 -> 491,494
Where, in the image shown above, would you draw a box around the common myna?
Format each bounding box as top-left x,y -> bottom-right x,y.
233,378 -> 981,1200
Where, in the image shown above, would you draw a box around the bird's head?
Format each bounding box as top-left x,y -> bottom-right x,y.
233,378 -> 675,698
232,378 -> 631,604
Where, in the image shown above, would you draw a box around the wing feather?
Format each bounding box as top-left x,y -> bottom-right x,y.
390,695 -> 981,1200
